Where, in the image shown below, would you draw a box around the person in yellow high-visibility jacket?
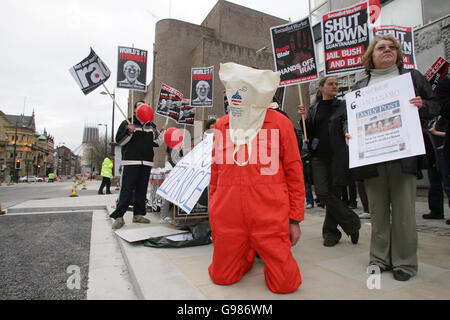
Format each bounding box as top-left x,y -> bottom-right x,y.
98,155 -> 114,194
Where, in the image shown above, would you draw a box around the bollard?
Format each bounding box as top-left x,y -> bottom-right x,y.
0,201 -> 5,215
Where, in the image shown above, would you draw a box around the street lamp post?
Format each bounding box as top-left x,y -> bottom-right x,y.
98,123 -> 108,158
12,121 -> 18,183
2,134 -> 7,183
100,90 -> 115,156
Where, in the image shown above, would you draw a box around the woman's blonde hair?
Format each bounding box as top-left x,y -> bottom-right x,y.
362,35 -> 404,73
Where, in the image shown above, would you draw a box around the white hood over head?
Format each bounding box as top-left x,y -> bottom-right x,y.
219,62 -> 280,166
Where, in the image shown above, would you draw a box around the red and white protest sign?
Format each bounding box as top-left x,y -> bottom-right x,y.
156,83 -> 183,118
424,57 -> 450,93
322,1 -> 370,76
372,25 -> 416,69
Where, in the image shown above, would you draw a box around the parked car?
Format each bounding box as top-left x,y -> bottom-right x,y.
18,176 -> 43,183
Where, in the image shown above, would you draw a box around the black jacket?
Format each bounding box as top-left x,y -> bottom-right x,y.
301,98 -> 351,186
436,74 -> 450,173
116,116 -> 161,166
351,68 -> 440,180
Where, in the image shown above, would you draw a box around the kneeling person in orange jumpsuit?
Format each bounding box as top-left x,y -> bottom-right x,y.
208,63 -> 305,293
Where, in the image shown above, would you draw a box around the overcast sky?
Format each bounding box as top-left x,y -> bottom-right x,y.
0,0 -> 309,151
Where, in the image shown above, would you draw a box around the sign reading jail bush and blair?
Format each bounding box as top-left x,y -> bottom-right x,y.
117,46 -> 148,92
69,48 -> 111,95
322,2 -> 370,76
372,25 -> 416,69
270,16 -> 319,86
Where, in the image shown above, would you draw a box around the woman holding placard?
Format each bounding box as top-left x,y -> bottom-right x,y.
350,35 -> 439,281
298,77 -> 361,248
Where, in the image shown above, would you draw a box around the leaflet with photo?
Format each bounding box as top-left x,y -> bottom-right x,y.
346,73 -> 425,168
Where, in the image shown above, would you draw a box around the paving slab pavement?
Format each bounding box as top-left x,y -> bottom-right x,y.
3,181 -> 450,300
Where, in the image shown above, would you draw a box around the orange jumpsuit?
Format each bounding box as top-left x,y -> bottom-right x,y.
208,109 -> 305,293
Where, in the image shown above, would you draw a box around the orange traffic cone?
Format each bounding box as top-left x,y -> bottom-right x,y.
69,184 -> 78,197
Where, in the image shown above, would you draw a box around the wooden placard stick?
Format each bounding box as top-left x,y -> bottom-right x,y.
102,84 -> 130,124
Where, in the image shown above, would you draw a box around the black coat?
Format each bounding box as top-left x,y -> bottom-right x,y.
116,116 -> 160,166
301,98 -> 351,186
350,68 -> 441,180
436,74 -> 450,174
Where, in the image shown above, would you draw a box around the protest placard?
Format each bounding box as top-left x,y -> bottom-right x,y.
156,83 -> 183,118
157,134 -> 213,214
177,99 -> 195,126
117,46 -> 148,92
69,48 -> 111,95
270,17 -> 319,86
322,1 -> 370,76
372,25 -> 416,69
273,86 -> 286,110
190,66 -> 214,107
346,73 -> 425,168
424,57 -> 450,94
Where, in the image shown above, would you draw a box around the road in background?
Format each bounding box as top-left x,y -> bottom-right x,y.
0,180 -> 118,209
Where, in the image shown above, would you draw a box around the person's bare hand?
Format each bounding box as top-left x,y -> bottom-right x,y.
289,223 -> 301,246
409,96 -> 423,109
127,124 -> 136,132
298,105 -> 307,119
345,133 -> 351,146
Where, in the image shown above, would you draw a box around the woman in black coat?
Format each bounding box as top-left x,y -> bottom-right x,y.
298,76 -> 360,247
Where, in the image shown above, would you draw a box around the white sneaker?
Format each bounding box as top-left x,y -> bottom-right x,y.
306,204 -> 313,209
359,212 -> 371,219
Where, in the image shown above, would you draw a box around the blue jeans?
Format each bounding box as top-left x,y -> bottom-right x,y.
428,150 -> 450,217
305,182 -> 314,206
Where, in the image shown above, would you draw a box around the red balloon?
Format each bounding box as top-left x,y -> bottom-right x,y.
164,127 -> 183,149
136,104 -> 154,123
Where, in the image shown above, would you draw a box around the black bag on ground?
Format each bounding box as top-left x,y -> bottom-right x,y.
143,221 -> 212,248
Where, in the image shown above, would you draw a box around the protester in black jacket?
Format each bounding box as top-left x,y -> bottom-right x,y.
435,74 -> 450,225
110,101 -> 164,230
349,35 -> 440,282
298,76 -> 360,247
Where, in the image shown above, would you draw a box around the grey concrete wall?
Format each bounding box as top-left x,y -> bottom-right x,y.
201,0 -> 287,51
415,15 -> 450,73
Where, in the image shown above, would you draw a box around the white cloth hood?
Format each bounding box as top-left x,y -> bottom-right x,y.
219,62 -> 280,166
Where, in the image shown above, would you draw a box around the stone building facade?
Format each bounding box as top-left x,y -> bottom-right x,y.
0,111 -> 55,182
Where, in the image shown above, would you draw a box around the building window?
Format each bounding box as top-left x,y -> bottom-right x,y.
422,0 -> 450,24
